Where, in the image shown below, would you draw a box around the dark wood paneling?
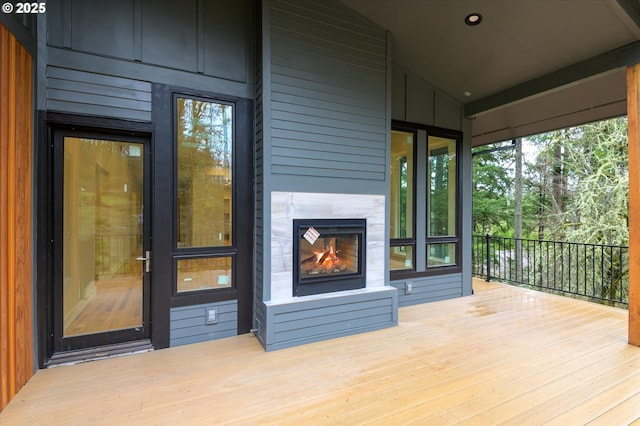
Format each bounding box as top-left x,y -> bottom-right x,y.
0,22 -> 33,411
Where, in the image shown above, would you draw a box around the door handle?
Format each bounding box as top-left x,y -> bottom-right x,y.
136,250 -> 151,273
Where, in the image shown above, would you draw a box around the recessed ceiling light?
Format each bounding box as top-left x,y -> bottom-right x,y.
465,13 -> 482,26
463,91 -> 472,97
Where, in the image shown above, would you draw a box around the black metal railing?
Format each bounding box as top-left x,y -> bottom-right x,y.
95,234 -> 142,276
472,235 -> 629,308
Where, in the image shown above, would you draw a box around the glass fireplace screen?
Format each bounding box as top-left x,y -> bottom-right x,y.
293,219 -> 366,297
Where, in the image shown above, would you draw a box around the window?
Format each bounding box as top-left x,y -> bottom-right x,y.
427,135 -> 458,268
175,96 -> 235,294
390,122 -> 461,278
390,130 -> 415,271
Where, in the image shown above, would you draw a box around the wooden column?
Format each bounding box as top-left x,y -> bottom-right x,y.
0,22 -> 33,411
627,64 -> 640,347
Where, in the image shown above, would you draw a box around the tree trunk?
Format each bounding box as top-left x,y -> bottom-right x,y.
514,138 -> 523,282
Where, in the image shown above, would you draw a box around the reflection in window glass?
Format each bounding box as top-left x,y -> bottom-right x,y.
428,136 -> 456,237
177,98 -> 232,248
391,131 -> 414,239
177,257 -> 232,293
390,246 -> 414,271
427,243 -> 456,267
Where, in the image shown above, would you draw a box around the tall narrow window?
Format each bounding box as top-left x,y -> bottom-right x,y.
390,130 -> 415,271
390,121 -> 461,279
427,136 -> 458,267
176,97 -> 233,249
175,96 -> 234,294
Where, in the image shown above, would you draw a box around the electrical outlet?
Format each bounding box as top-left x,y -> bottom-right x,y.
406,281 -> 413,295
205,307 -> 217,324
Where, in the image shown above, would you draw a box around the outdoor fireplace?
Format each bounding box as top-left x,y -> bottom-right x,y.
293,219 -> 366,296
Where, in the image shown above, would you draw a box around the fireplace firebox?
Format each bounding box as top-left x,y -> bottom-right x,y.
293,219 -> 366,297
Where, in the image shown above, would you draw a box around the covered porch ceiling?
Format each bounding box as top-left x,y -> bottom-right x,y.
341,0 -> 640,146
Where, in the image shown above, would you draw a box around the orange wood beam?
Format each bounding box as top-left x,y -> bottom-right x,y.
627,64 -> 640,347
0,22 -> 33,412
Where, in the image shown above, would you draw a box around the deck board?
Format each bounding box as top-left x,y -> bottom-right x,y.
1,279 -> 639,425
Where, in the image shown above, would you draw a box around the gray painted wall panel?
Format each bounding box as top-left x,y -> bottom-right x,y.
435,93 -> 463,131
406,73 -> 436,126
271,98 -> 385,127
270,88 -> 384,118
70,0 -> 136,60
270,165 -> 384,181
47,66 -> 151,91
46,66 -> 152,121
273,298 -> 393,324
170,301 -> 238,347
267,0 -> 387,183
47,79 -> 150,102
263,288 -> 397,351
274,310 -> 394,343
271,138 -> 384,159
392,274 -> 464,307
46,100 -> 151,122
141,0 -> 198,72
270,110 -> 386,134
202,0 -> 249,81
272,0 -> 385,41
392,71 -> 406,121
270,59 -> 385,98
271,128 -> 384,150
46,0 -> 252,87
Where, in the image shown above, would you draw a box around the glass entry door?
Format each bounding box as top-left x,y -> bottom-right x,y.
54,133 -> 150,351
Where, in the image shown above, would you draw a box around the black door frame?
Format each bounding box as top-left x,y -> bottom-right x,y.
39,114 -> 155,365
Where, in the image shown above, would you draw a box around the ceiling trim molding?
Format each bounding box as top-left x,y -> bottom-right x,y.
464,41 -> 640,118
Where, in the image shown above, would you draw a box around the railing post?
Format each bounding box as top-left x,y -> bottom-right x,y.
485,233 -> 491,282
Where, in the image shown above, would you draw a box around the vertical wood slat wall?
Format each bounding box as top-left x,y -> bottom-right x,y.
0,22 -> 33,411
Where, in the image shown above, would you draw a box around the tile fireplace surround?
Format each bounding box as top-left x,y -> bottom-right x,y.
270,191 -> 387,303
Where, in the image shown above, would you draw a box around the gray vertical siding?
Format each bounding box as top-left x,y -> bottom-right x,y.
268,0 -> 387,183
170,301 -> 238,347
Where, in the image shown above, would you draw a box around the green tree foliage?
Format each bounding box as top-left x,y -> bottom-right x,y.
473,117 -> 629,305
526,117 -> 628,246
472,143 -> 515,235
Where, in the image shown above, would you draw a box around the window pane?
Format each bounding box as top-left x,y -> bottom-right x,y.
391,130 -> 414,238
177,257 -> 232,293
177,98 -> 232,248
390,245 -> 414,271
428,136 -> 456,237
63,138 -> 144,336
427,243 -> 456,267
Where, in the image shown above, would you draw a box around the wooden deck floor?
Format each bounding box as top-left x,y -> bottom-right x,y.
2,279 -> 639,425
